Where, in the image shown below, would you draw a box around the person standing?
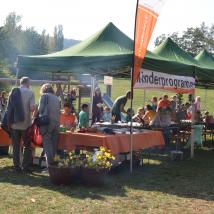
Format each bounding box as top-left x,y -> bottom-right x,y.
111,91 -> 132,123
78,103 -> 89,129
92,87 -> 103,124
9,77 -> 36,173
0,91 -> 7,121
38,83 -> 60,166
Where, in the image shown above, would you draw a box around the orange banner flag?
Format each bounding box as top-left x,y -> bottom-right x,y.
133,0 -> 165,83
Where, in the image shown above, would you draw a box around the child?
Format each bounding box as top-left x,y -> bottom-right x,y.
78,103 -> 89,129
125,108 -> 134,123
102,107 -> 111,122
60,103 -> 77,130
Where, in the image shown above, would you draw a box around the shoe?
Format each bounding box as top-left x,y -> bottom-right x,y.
41,167 -> 49,174
13,166 -> 22,173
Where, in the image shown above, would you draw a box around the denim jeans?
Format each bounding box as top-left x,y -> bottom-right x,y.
40,121 -> 60,165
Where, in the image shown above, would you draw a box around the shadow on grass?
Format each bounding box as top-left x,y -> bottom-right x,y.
0,147 -> 214,201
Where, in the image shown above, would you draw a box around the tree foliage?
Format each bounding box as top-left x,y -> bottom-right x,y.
0,12 -> 64,70
54,25 -> 64,51
154,22 -> 214,56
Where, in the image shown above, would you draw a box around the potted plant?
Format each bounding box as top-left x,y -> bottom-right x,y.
48,152 -> 84,185
81,146 -> 115,186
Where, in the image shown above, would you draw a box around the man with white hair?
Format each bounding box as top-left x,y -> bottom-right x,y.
9,77 -> 36,173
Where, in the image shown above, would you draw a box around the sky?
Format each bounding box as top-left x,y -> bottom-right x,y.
0,0 -> 213,50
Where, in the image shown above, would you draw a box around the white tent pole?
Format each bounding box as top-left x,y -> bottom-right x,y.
190,92 -> 195,158
90,75 -> 96,126
143,89 -> 146,106
204,88 -> 207,111
15,67 -> 19,86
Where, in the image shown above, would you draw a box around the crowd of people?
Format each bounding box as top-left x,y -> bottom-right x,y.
1,76 -> 214,173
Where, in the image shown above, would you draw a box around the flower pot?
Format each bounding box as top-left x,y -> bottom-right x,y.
48,165 -> 80,185
81,168 -> 107,186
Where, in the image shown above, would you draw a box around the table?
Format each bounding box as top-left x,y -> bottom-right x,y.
0,128 -> 165,155
58,130 -> 165,155
0,128 -> 11,146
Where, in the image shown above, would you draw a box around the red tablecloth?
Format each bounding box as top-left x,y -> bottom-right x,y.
0,128 -> 165,155
58,130 -> 165,155
0,128 -> 11,146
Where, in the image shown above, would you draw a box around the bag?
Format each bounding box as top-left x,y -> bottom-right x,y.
35,115 -> 50,127
36,94 -> 50,127
27,122 -> 43,147
1,111 -> 11,138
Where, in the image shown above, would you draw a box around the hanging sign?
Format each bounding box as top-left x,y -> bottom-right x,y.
134,69 -> 195,94
104,76 -> 113,85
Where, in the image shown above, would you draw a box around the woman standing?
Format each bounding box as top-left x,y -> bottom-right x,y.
92,87 -> 103,124
38,84 -> 60,165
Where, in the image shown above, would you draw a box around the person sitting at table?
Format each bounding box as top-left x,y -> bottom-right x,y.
125,108 -> 134,123
186,102 -> 192,119
78,103 -> 89,129
143,105 -> 156,125
157,94 -> 171,111
204,111 -> 214,125
111,91 -> 132,122
132,107 -> 145,124
102,107 -> 112,122
60,102 -> 77,130
150,96 -> 158,111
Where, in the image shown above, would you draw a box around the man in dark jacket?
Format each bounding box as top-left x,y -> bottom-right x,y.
9,77 -> 36,173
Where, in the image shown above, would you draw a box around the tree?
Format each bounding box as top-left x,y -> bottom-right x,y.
54,25 -> 64,51
154,22 -> 214,56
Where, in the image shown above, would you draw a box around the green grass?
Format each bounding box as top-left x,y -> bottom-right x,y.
1,78 -> 214,213
1,147 -> 214,213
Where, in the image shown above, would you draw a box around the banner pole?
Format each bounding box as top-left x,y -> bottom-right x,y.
130,0 -> 140,174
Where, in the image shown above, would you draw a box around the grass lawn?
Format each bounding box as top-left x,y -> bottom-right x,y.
1,147 -> 214,214
1,78 -> 214,213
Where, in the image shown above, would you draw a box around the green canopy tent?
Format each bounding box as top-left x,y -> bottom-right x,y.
195,49 -> 214,68
17,23 -> 197,80
194,49 -> 214,86
17,22 -> 134,77
152,38 -> 214,85
152,37 -> 197,77
194,49 -> 214,109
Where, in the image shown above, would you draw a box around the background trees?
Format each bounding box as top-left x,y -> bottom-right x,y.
154,22 -> 214,56
0,12 -> 64,68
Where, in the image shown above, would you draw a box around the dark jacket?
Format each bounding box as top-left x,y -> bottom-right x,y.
7,87 -> 25,125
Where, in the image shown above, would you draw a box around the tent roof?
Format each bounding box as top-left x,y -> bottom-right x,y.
46,22 -> 133,57
153,37 -> 199,66
17,22 -> 134,76
195,49 -> 214,69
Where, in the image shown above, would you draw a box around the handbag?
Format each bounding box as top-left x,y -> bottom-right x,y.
1,111 -> 11,138
27,121 -> 43,147
36,94 -> 50,127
